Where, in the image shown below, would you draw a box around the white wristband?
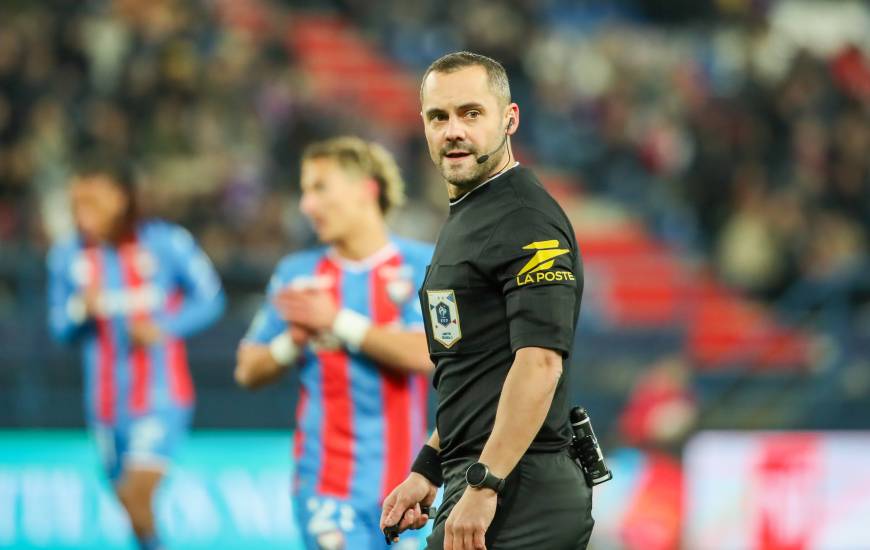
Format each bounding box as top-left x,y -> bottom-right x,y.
269,332 -> 299,366
332,309 -> 371,352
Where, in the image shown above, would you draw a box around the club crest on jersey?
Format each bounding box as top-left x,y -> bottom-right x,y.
119,243 -> 157,279
135,249 -> 157,278
515,239 -> 575,287
381,264 -> 414,305
426,290 -> 461,348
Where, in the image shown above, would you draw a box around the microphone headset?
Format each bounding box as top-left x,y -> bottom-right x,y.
475,117 -> 514,165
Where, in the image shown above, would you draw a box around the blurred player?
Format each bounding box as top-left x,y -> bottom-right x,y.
47,156 -> 225,550
235,136 -> 433,550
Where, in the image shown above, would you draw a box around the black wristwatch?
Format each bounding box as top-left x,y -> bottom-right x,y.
465,462 -> 505,494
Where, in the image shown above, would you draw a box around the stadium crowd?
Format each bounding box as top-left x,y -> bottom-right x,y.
2,0 -> 320,281
2,0 -> 867,314
365,0 -> 870,307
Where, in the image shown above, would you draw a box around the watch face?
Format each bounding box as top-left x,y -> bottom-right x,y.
466,463 -> 487,486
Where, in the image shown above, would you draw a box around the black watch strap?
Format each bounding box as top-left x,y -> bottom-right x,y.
465,462 -> 505,494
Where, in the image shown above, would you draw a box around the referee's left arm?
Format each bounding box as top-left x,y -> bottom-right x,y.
477,345 -> 563,479
477,208 -> 579,477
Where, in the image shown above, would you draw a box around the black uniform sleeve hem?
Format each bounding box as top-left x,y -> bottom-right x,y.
510,336 -> 571,358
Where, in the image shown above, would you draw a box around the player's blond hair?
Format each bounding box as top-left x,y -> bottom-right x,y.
301,136 -> 406,215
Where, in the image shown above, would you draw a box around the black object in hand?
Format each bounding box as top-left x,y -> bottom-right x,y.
383,505 -> 435,545
383,524 -> 401,545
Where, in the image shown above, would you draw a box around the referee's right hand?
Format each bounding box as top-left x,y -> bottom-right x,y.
380,473 -> 438,540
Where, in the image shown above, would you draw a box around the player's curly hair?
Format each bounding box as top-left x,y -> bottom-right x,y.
301,136 -> 406,215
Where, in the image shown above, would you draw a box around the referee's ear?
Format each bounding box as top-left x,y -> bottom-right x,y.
504,103 -> 520,135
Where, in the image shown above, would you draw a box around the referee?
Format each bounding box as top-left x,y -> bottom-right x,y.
381,51 -> 594,550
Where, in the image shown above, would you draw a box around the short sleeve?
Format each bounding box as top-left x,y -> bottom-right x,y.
168,226 -> 222,300
46,243 -> 90,343
158,224 -> 225,338
480,208 -> 581,355
244,271 -> 288,344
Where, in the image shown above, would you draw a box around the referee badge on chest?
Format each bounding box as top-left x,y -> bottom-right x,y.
426,290 -> 462,348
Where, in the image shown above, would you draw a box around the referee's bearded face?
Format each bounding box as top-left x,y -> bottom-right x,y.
299,157 -> 375,244
421,66 -> 515,190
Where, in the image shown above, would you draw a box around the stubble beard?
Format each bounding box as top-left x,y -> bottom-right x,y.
439,154 -> 500,191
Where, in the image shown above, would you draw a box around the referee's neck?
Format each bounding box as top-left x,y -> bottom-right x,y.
448,162 -> 519,207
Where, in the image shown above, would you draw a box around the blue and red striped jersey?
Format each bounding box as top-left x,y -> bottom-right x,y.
47,220 -> 225,425
245,237 -> 433,505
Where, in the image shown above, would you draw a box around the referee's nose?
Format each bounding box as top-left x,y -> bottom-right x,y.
444,115 -> 468,146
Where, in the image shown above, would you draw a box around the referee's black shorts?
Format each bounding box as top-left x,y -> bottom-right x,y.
425,450 -> 594,550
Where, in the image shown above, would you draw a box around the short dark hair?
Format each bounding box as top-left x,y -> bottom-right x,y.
420,51 -> 511,106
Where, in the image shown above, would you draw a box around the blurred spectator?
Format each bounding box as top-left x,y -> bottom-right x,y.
600,355 -> 697,550
1,0 -> 867,317
619,355 -> 698,451
716,162 -> 789,298
0,0 -> 322,275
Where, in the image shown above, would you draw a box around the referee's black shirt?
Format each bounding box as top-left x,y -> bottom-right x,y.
419,164 -> 583,461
